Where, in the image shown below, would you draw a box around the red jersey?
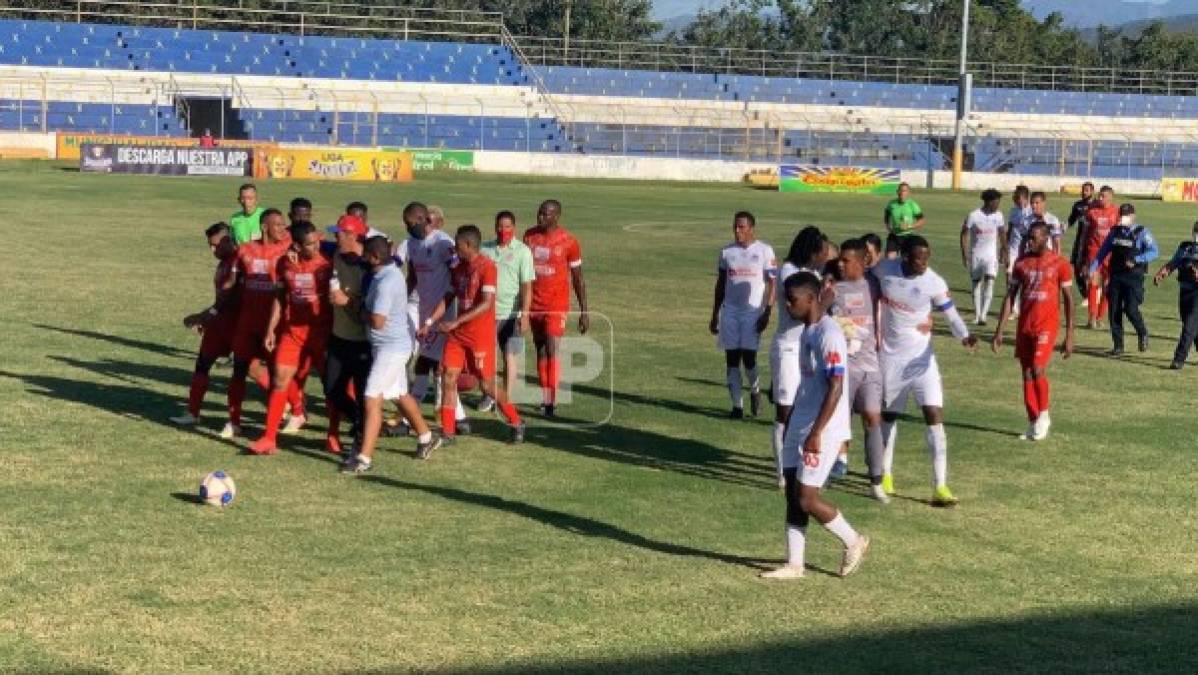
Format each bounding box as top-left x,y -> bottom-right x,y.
523,225 -> 582,312
1084,203 -> 1119,259
278,251 -> 333,327
235,238 -> 291,319
212,250 -> 240,317
449,254 -> 498,348
1012,251 -> 1072,334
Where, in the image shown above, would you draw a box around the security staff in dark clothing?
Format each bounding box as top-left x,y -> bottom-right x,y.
1153,221 -> 1198,369
1089,204 -> 1159,355
1068,181 -> 1095,297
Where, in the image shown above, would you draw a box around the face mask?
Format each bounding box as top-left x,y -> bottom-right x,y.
1120,216 -> 1133,226
406,223 -> 423,239
497,228 -> 514,245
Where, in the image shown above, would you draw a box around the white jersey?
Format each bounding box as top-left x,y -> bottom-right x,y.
873,258 -> 955,360
1007,204 -> 1034,256
789,315 -> 851,448
964,208 -> 1004,260
398,230 -> 456,313
772,262 -> 822,346
1036,212 -> 1064,251
717,240 -> 777,312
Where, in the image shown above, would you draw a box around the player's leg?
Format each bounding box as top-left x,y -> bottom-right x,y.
1126,275 -> 1149,351
251,362 -> 297,455
858,371 -> 887,502
796,439 -> 869,577
970,263 -> 985,324
533,316 -> 563,417
760,468 -> 808,580
476,347 -> 525,443
742,349 -> 762,418
347,351 -> 391,473
322,337 -> 358,453
173,353 -> 218,425
770,341 -> 799,490
1172,286 -> 1198,368
879,357 -> 911,496
980,270 -> 997,324
439,340 -> 467,440
1107,274 -> 1126,353
914,356 -> 955,506
248,358 -> 271,392
281,345 -> 311,435
719,306 -> 745,416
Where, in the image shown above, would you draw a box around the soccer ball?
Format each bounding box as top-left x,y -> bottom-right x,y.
199,470 -> 236,507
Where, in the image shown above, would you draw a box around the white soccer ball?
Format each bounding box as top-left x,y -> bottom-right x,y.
199,470 -> 236,507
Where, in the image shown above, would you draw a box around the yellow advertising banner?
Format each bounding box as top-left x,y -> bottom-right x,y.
254,147 -> 413,183
1162,178 -> 1198,203
57,132 -> 277,160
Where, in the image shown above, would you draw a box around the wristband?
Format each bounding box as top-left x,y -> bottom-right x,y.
424,318 -> 434,328
207,307 -> 218,317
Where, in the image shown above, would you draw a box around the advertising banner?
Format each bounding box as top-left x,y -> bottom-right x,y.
254,147 -> 413,182
58,132 -> 274,161
779,165 -> 901,194
1162,178 -> 1198,203
79,143 -> 254,176
398,149 -> 475,172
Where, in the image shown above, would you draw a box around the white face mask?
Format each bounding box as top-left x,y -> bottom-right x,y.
1192,232 -> 1198,243
1120,216 -> 1133,226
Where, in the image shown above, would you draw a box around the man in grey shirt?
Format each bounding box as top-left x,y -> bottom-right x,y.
342,236 -> 440,474
828,238 -> 887,503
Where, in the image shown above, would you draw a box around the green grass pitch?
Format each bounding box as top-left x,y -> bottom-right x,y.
1,160 -> 1195,672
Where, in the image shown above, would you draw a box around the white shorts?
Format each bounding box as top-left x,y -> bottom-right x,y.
769,339 -> 800,406
882,350 -> 944,412
781,433 -> 848,488
718,308 -> 764,351
970,255 -> 998,281
365,347 -> 411,400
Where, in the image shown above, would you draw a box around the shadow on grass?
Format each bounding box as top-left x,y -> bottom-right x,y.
169,491 -> 203,505
397,602 -> 1198,673
357,476 -> 774,571
34,323 -> 193,359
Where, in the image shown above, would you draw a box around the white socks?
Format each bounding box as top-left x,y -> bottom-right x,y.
786,525 -> 806,567
881,419 -> 897,476
926,423 -> 948,489
981,277 -> 995,319
746,367 -> 759,394
726,367 -> 742,409
772,423 -> 785,482
455,398 -> 466,422
973,281 -> 984,321
824,512 -> 860,548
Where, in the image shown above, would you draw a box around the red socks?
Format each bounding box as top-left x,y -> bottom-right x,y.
1023,380 -> 1039,421
499,401 -> 522,426
1035,377 -> 1050,415
227,378 -> 246,427
538,356 -> 560,406
261,388 -> 287,442
1088,283 -> 1108,321
287,377 -> 305,418
440,405 -> 456,436
187,372 -> 209,418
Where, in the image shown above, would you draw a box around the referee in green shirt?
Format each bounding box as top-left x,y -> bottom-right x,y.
480,210 -> 535,410
229,183 -> 265,245
883,182 -> 925,258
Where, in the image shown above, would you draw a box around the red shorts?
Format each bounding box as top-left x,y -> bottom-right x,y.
1016,330 -> 1057,368
198,313 -> 237,361
443,338 -> 495,380
233,316 -> 271,362
274,324 -> 329,375
529,309 -> 568,338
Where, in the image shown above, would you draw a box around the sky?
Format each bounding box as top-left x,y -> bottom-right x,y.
650,0 -> 1198,27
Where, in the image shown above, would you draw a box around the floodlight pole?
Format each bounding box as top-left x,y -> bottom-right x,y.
951,0 -> 971,191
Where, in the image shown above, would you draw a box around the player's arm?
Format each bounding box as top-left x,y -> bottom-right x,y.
933,289 -> 976,349
1134,229 -> 1159,267
756,267 -> 776,333
440,289 -> 495,333
329,266 -> 350,307
802,339 -> 846,456
1088,231 -> 1116,277
959,218 -> 971,268
710,268 -> 727,335
419,290 -> 455,338
264,296 -> 282,352
1153,246 -> 1183,285
1060,262 -> 1075,358
571,264 -> 588,335
990,275 -> 1021,353
912,205 -> 925,230
518,248 -> 534,334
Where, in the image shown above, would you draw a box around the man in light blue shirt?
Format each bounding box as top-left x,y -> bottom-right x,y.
344,236 -> 440,473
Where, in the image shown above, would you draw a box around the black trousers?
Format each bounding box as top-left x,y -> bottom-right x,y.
1107,271 -> 1147,349
324,335 -> 371,429
1174,285 -> 1198,364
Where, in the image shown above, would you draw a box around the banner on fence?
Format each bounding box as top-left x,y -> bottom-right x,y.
254,147 -> 413,182
58,132 -> 276,160
778,165 -> 901,194
79,143 -> 254,176
1162,178 -> 1198,203
396,149 -> 475,172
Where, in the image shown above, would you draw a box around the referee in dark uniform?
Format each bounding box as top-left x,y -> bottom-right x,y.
1068,181 -> 1095,298
1089,204 -> 1159,355
1154,221 -> 1198,369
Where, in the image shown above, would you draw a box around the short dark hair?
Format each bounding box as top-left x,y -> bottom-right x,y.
346,201 -> 367,215
403,201 -> 427,218
495,210 -> 516,224
898,182 -> 911,190
1100,185 -> 1114,194
1014,184 -> 1030,198
861,232 -> 882,252
784,271 -> 822,297
840,237 -> 866,255
364,235 -> 391,260
1082,181 -> 1095,190
733,211 -> 755,227
289,197 -> 312,212
456,224 -> 482,249
1030,191 -> 1047,202
540,199 -> 562,212
238,183 -> 256,194
289,220 -> 316,241
261,207 -> 283,221
205,221 -> 229,238
981,188 -> 1002,203
901,234 -> 930,256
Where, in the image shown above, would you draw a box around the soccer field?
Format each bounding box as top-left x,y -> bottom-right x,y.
1,160 -> 1196,673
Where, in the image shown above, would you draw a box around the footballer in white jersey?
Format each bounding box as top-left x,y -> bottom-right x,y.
760,271 -> 870,581
709,212 -> 776,419
872,236 -> 977,507
959,189 -> 1005,325
1029,191 -> 1064,253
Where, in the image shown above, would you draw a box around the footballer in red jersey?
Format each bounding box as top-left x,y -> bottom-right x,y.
1079,186 -> 1118,327
223,208 -> 291,439
992,221 -> 1075,441
419,225 -> 525,445
170,222 -> 241,428
522,199 -> 588,417
250,220 -> 334,454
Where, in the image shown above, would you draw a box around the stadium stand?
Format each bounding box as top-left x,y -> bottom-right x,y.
1,11 -> 1197,178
